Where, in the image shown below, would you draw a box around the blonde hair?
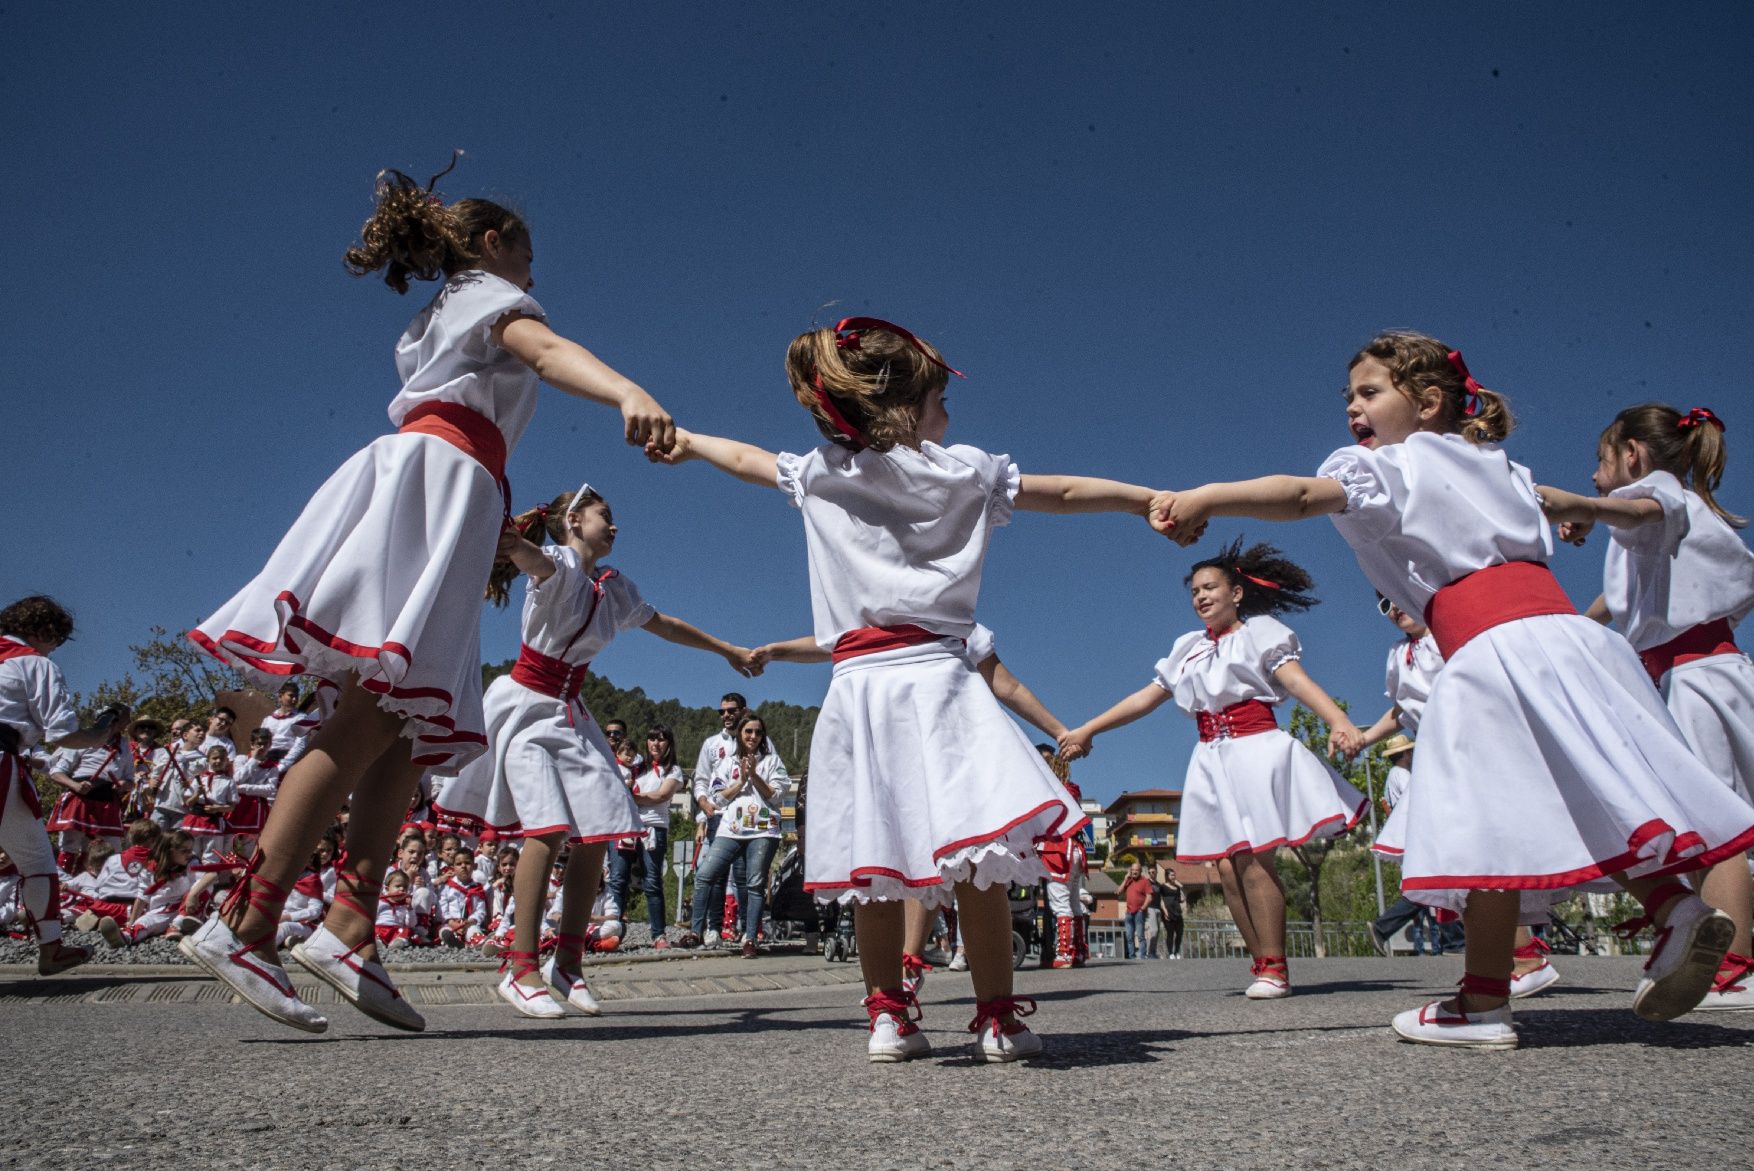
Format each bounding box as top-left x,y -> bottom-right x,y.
784,320 -> 954,452
1601,403 -> 1744,528
1349,331 -> 1514,444
485,488 -> 607,606
343,156 -> 528,295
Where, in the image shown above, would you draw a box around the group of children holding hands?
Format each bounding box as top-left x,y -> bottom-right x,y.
2,160 -> 1748,1063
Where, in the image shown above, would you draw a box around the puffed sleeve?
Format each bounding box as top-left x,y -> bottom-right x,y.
49,747 -> 79,775
527,545 -> 578,598
1609,471 -> 1690,556
1248,616 -> 1302,673
963,623 -> 997,666
1152,631 -> 1204,693
445,273 -> 545,347
976,449 -> 1022,528
1317,446 -> 1398,542
608,574 -> 657,632
774,450 -> 811,509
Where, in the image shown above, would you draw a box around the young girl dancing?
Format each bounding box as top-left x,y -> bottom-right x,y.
0,595 -> 130,974
1061,539 -> 1366,999
1158,331 -> 1754,1048
435,485 -> 759,1018
651,317 -> 1160,1062
182,162 -> 677,1033
1539,402 -> 1754,1011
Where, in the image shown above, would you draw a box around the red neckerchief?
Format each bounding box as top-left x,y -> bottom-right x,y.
0,636 -> 40,664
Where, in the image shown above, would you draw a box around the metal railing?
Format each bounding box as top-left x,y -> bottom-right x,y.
1088,918 -> 1380,959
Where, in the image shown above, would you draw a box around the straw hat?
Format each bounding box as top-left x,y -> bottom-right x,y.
128,716 -> 165,738
1381,733 -> 1415,759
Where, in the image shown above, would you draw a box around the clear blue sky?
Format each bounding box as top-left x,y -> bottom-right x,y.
5,3 -> 1750,806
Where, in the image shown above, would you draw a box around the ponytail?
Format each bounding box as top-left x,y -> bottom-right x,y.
1349,331 -> 1515,444
343,154 -> 528,295
784,319 -> 955,453
1185,536 -> 1319,618
1602,404 -> 1745,528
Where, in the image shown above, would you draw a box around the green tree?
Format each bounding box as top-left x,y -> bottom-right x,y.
78,625 -> 246,724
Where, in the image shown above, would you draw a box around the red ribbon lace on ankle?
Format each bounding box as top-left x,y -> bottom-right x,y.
967,996 -> 1036,1038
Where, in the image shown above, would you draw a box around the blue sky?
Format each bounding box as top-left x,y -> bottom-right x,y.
4,3 -> 1750,806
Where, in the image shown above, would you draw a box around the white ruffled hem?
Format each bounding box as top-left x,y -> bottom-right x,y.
811,828 -> 1050,909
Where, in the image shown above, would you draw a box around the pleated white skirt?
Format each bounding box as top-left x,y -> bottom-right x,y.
1174,728 -> 1366,861
1662,652 -> 1754,807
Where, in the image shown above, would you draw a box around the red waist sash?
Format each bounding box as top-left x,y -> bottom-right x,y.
398,402 -> 511,515
1195,699 -> 1278,742
1423,561 -> 1576,660
509,644 -> 590,702
1639,618 -> 1740,684
832,623 -> 951,663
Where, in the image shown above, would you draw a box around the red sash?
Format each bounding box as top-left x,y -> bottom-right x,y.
398,402 -> 512,516
508,568 -> 617,707
1423,561 -> 1576,660
1195,699 -> 1278,743
831,624 -> 950,663
1639,618 -> 1740,684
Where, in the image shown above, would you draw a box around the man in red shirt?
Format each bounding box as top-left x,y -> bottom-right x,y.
1118,861 -> 1152,959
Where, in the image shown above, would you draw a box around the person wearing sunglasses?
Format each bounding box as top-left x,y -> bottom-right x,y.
607,725 -> 684,948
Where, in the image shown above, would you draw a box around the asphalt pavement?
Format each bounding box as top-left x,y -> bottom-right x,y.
2,954 -> 1749,1171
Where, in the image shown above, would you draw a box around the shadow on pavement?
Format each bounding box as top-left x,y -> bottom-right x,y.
0,974 -> 194,997
1514,1008 -> 1754,1050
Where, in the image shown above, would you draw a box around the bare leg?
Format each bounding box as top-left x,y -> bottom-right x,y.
554,840 -> 609,978
1511,924 -> 1540,976
322,738 -> 422,958
512,831 -> 565,988
1216,855 -> 1262,956
1234,850 -> 1287,959
955,880 -> 1016,1005
1696,856 -> 1754,956
903,899 -> 934,957
1454,890 -> 1519,1011
856,899 -> 905,995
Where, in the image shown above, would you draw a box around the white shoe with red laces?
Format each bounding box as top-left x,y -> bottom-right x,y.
1510,961 -> 1561,999
292,925 -> 426,1032
181,914 -> 328,1034
1633,895 -> 1735,1022
1391,999 -> 1518,1050
865,990 -> 929,1063
542,955 -> 603,1017
1693,952 -> 1754,1013
970,997 -> 1042,1063
1244,958 -> 1291,1000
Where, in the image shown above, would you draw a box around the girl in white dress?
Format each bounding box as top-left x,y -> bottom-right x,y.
180,163 -> 677,1035
651,317 -> 1162,1063
436,486 -> 758,1018
1159,331 -> 1754,1049
1061,539 -> 1366,999
1539,401 -> 1754,1011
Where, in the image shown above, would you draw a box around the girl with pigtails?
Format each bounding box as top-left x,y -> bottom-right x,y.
433,485 -> 760,1018
1538,402 -> 1754,1011
1158,331 -> 1754,1049
1060,539 -> 1366,999
182,158 -> 678,1034
651,317 -> 1162,1064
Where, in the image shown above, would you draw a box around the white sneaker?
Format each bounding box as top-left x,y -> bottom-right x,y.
946,950 -> 968,972
497,971 -> 566,1019
976,1019 -> 1043,1063
1510,960 -> 1562,999
868,1010 -> 931,1062
1694,956 -> 1754,1012
1633,896 -> 1735,1022
180,914 -> 328,1034
97,917 -> 126,949
1245,967 -> 1291,1000
1391,1000 -> 1518,1050
542,956 -> 602,1017
291,925 -> 425,1032
438,926 -> 462,948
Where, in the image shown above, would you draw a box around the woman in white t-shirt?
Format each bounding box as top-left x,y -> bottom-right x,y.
689,715 -> 786,957
606,725 -> 684,948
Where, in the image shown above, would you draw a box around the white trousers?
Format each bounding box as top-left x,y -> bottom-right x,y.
0,763 -> 61,943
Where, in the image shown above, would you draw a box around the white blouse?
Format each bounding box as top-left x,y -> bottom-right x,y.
520,547 -> 655,667
1383,633 -> 1444,737
775,441 -> 1020,650
388,270 -> 547,451
630,762 -> 683,829
0,652 -> 78,749
1152,616 -> 1302,714
1603,470 -> 1754,650
1318,432 -> 1553,618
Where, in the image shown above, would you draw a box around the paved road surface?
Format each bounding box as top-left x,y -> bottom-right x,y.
2,955 -> 1749,1170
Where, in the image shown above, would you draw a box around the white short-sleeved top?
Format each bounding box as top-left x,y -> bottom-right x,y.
521,546 -> 655,665
1383,633 -> 1444,736
1152,616 -> 1302,714
1603,470 -> 1754,650
0,650 -> 77,749
711,753 -> 788,840
963,622 -> 997,666
388,271 -> 547,451
774,442 -> 1021,649
50,743 -> 133,784
260,711 -> 314,752
186,769 -> 238,809
1318,432 -> 1553,617
631,762 -> 683,828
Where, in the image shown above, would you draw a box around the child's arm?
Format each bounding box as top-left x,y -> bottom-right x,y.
756,636 -> 830,664
1016,475 -> 1159,517
1584,593 -> 1612,625
496,529 -> 561,586
977,656 -> 1069,741
497,316 -> 675,451
1059,684 -> 1175,759
1154,478 -> 1349,546
1271,662 -> 1362,759
641,612 -> 763,677
1535,485 -> 1663,546
647,429 -> 780,489
1357,705 -> 1402,749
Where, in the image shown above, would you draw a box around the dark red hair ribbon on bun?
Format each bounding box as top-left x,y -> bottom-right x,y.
1445,350 -> 1483,418
1237,568 -> 1281,591
812,317 -> 966,452
1677,406 -> 1725,432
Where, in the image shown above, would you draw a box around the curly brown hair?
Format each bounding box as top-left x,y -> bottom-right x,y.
1348,331 -> 1514,444
0,595 -> 74,646
484,488 -> 608,606
784,319 -> 955,452
343,156 -> 528,294
1186,537 -> 1319,618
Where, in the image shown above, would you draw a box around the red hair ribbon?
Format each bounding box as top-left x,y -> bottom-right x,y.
812,317 -> 967,451
1237,568 -> 1281,591
1445,350 -> 1483,418
1678,406 -> 1725,432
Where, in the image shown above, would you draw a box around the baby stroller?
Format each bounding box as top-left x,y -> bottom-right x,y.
765,844 -> 817,946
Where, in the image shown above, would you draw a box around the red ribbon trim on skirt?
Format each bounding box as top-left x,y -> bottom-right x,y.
397,401 -> 512,517
1638,618 -> 1740,684
831,624 -> 951,663
1194,698 -> 1278,742
1423,561 -> 1576,660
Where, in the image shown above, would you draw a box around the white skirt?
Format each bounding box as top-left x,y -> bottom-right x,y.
190,433 -> 501,772
804,640 -> 1085,908
1174,728 -> 1366,862
1386,613 -> 1754,917
1371,764 -> 1413,857
430,674 -> 641,844
1662,653 -> 1754,807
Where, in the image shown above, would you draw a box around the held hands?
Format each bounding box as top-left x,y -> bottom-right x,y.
621,388 -> 676,453
1327,720 -> 1365,761
644,428 -> 694,466
726,646 -> 765,678
1149,489 -> 1211,547
1057,726 -> 1094,761
1557,519 -> 1594,546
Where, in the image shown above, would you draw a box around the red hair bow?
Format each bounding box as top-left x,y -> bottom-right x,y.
1236,568 -> 1281,591
1445,350 -> 1483,418
1678,406 -> 1725,433
812,316 -> 966,451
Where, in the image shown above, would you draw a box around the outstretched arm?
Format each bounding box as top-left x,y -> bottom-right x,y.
1358,705 -> 1402,749
496,530 -> 559,586
1154,477 -> 1347,547
497,315 -> 675,451
1016,475 -> 1159,516
1535,486 -> 1663,546
647,428 -> 780,489
977,657 -> 1069,741
641,611 -> 762,677
755,636 -> 830,665
1585,593 -> 1612,625
1273,661 -> 1362,759
1058,683 -> 1174,759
